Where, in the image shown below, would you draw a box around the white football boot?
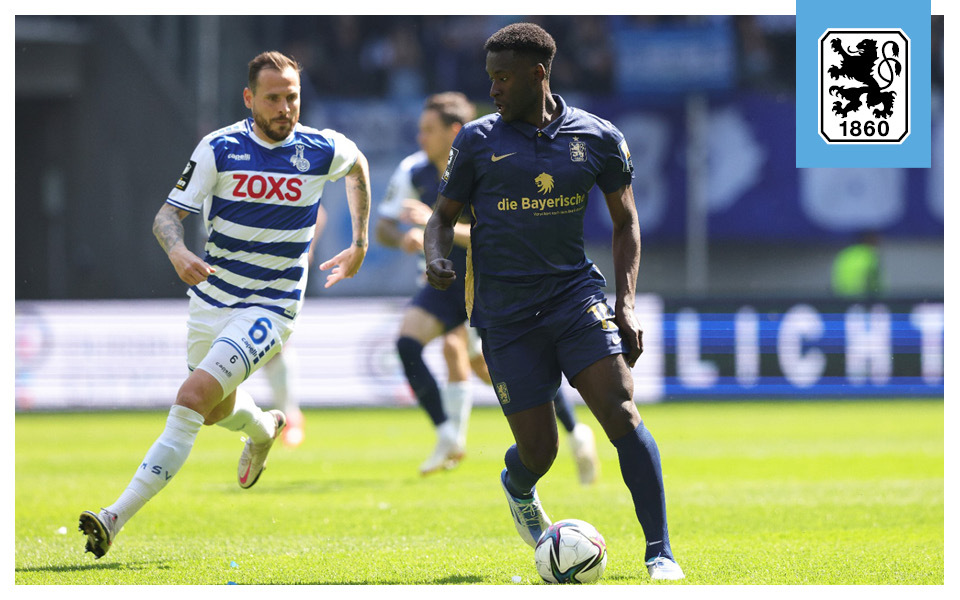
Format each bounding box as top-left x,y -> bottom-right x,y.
646,555 -> 685,580
419,420 -> 464,475
569,423 -> 600,485
237,410 -> 286,489
500,468 -> 552,548
78,508 -> 119,559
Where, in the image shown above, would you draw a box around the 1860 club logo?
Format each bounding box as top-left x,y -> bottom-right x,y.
819,29 -> 909,144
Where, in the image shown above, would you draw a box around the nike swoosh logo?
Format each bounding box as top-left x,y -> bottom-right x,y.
491,152 -> 517,162
239,463 -> 252,484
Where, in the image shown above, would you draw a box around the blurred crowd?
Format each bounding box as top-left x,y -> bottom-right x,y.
278,15 -> 803,101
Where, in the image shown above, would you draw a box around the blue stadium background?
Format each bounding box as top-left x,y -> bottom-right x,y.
14,15 -> 944,407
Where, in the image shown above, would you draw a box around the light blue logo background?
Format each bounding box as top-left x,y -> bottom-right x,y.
796,0 -> 931,167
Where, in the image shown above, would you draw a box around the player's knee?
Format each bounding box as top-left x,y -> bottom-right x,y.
604,400 -> 641,438
174,373 -> 223,419
525,446 -> 557,475
591,390 -> 640,438
441,336 -> 461,362
615,398 -> 641,426
518,436 -> 559,474
175,386 -> 209,419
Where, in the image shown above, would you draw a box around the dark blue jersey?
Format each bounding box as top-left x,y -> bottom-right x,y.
438,95 -> 634,327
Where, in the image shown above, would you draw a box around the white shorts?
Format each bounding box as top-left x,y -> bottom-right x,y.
186,299 -> 292,397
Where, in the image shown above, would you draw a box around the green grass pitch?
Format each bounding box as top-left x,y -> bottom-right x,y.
15,399 -> 943,585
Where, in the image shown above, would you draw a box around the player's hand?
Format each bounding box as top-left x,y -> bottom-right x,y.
426,258 -> 456,290
401,228 -> 425,253
319,244 -> 367,288
168,245 -> 215,286
615,305 -> 644,368
399,199 -> 433,227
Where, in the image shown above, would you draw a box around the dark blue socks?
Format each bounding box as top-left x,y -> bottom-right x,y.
611,421 -> 674,561
503,444 -> 542,499
552,388 -> 577,433
396,336 -> 446,426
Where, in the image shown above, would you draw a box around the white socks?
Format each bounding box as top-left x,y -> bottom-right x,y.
443,381 -> 473,445
215,388 -> 274,443
102,390 -> 274,533
263,349 -> 297,414
106,404 -> 204,530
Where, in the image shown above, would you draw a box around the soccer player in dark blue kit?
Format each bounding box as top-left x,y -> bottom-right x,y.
423,23 -> 683,579
378,93 -> 600,482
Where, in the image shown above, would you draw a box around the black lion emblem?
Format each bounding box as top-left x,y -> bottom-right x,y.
827,37 -> 901,119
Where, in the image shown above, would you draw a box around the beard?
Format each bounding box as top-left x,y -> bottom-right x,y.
253,111 -> 295,142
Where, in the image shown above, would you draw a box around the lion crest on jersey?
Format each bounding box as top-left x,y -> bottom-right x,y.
569,137 -> 587,162
534,173 -> 555,194
290,144 -> 310,173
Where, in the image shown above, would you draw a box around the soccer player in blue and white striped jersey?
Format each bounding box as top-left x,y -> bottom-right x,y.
79,51 -> 371,559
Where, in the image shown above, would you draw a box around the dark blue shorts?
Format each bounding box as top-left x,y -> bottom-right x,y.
410,274 -> 468,333
478,283 -> 629,416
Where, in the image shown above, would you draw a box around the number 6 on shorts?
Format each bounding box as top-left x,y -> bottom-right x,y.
196,311 -> 283,395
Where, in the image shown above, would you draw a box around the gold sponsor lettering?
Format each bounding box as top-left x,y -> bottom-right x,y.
507,194 -> 587,212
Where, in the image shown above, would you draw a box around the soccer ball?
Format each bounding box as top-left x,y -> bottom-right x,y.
534,519 -> 607,584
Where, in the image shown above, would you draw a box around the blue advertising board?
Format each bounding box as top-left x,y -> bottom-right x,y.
657,298 -> 943,399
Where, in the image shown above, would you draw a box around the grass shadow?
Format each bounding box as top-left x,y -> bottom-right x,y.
16,559 -> 173,574
311,574 -> 663,585
245,575 -> 487,585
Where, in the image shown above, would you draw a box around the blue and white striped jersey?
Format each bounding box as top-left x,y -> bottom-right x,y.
167,117 -> 359,321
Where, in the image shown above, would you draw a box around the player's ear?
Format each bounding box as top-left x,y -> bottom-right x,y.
534,63 -> 547,82
243,87 -> 254,109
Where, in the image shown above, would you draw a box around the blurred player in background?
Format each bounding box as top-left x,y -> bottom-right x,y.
79,51 -> 371,559
377,93 -> 599,482
376,93 -> 476,474
424,23 -> 683,579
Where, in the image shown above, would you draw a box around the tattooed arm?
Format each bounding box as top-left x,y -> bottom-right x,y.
153,203 -> 215,286
318,151 -> 371,288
